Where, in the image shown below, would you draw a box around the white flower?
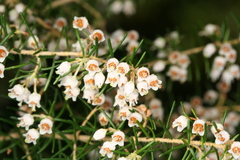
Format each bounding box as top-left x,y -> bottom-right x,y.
153,60 -> 166,72
94,72 -> 105,88
0,5 -> 5,13
168,51 -> 180,64
93,129 -> 107,140
38,118 -> 53,135
85,59 -> 100,75
9,9 -> 18,22
112,130 -> 125,146
192,119 -> 205,136
105,71 -> 119,87
89,29 -> 105,44
98,112 -> 109,126
219,43 -> 233,56
126,40 -> 140,54
118,106 -> 131,121
214,130 -> 230,144
53,17 -> 67,31
228,141 -> 240,159
210,68 -> 222,82
118,158 -> 127,160
0,63 -> 5,78
146,74 -> 162,91
199,24 -> 218,36
167,65 -> 180,81
177,54 -> 190,69
15,3 -> 25,13
172,115 -> 188,132
27,35 -> 39,49
84,74 -> 95,90
228,65 -> 240,79
126,89 -> 139,107
137,67 -> 150,82
221,69 -> 234,84
27,92 -> 41,111
56,61 -> 71,75
8,84 -> 25,100
127,112 -> 142,127
122,0 -> 135,16
110,1 -> 123,14
92,93 -> 105,106
72,39 -> 88,52
114,89 -> 127,108
149,98 -> 164,120
127,30 -> 139,42
179,68 -> 188,83
137,81 -> 149,96
203,90 -> 218,105
59,75 -> 78,89
107,58 -> 119,73
72,16 -> 88,30
226,49 -> 237,63
0,46 -> 9,62
116,62 -> 130,76
23,129 -> 40,145
99,141 -> 116,158
64,87 -> 80,101
203,43 -> 216,58
82,89 -> 98,103
17,114 -> 34,130
124,81 -> 135,95
153,37 -> 166,49
118,76 -> 128,89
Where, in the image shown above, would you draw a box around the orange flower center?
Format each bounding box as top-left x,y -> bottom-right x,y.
232,147 -> 240,155
86,79 -> 95,85
88,64 -> 98,71
0,49 -> 6,57
100,117 -> 108,125
139,70 -> 148,78
93,96 -> 102,104
193,123 -> 204,133
108,77 -> 117,83
93,32 -> 102,41
27,134 -> 35,141
217,134 -> 225,142
118,95 -> 125,100
150,80 -> 158,87
41,123 -> 50,131
108,62 -> 117,69
118,67 -> 125,74
30,101 -> 37,105
114,135 -> 123,142
104,148 -> 111,153
130,117 -> 137,124
222,46 -> 230,52
57,20 -> 65,27
119,112 -> 127,117
74,19 -> 84,28
0,70 -> 2,74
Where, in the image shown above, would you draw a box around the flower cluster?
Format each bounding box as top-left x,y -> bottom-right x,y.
93,129 -> 125,158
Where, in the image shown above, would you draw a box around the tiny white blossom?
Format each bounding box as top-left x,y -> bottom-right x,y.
92,93 -> 105,106
64,87 -> 80,101
53,17 -> 67,31
110,1 -> 123,14
116,62 -> 130,76
153,37 -> 166,49
27,35 -> 39,49
82,89 -> 98,103
114,89 -> 127,108
94,72 -> 105,88
99,141 -> 116,158
0,63 -> 5,78
59,75 -> 78,89
107,58 -> 119,73
127,112 -> 142,127
127,30 -> 139,42
93,128 -> 107,140
118,106 -> 131,121
0,46 -> 9,62
219,43 -> 233,56
85,59 -> 100,75
203,90 -> 218,105
137,67 -> 150,82
146,74 -> 162,91
214,130 -> 230,144
89,29 -> 105,44
27,92 -> 41,111
112,130 -> 125,146
228,141 -> 240,159
137,81 -> 149,96
124,81 -> 135,95
203,43 -> 216,58
177,54 -> 190,69
168,51 -> 180,64
152,60 -> 166,72
72,16 -> 89,30
122,0 -> 136,16
0,5 -> 6,13
17,114 -> 34,130
38,118 -> 53,135
15,3 -> 25,13
23,129 -> 40,145
56,61 -> 71,75
98,112 -> 109,126
172,115 -> 188,132
105,71 -> 119,87
8,84 -> 25,100
192,119 -> 205,136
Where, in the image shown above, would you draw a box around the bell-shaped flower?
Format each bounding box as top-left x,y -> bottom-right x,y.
172,115 -> 188,132
192,119 -> 205,136
94,72 -> 105,88
83,88 -> 98,103
107,58 -> 119,73
137,81 -> 149,96
59,75 -> 78,89
203,43 -> 216,58
118,106 -> 131,121
89,29 -> 105,44
214,130 -> 230,144
98,112 -> 109,126
111,130 -> 125,146
27,35 -> 39,49
17,114 -> 34,130
53,17 -> 67,31
116,62 -> 130,77
137,67 -> 150,82
168,51 -> 180,64
85,59 -> 100,76
99,141 -> 116,158
127,112 -> 142,127
92,93 -> 105,106
38,118 -> 53,135
27,92 -> 41,111
64,86 -> 80,101
93,128 -> 107,140
228,141 -> 240,159
0,46 -> 9,62
72,16 -> 89,31
124,81 -> 135,95
56,61 -> 71,75
23,129 -> 40,145
105,71 -> 119,87
146,74 -> 162,91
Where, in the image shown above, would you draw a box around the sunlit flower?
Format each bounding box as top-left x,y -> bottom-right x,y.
192,119 -> 205,136
137,67 -> 150,82
107,58 -> 119,73
84,74 -> 95,90
214,130 -> 230,144
8,84 -> 25,101
27,92 -> 41,111
172,115 -> 188,132
116,62 -> 130,76
27,35 -> 39,49
89,29 -> 105,44
86,59 -> 100,75
203,43 -> 216,58
0,46 -> 9,62
93,128 -> 107,140
56,61 -> 71,75
228,141 -> 240,159
72,16 -> 88,30
118,75 -> 128,89
98,112 -> 109,126
127,112 -> 142,127
99,141 -> 116,158
0,63 -> 5,78
23,129 -> 40,145
210,123 -> 224,135
136,81 -> 148,96
118,157 -> 127,160
38,118 -> 53,135
54,17 -> 67,31
126,89 -> 139,107
112,130 -> 125,146
17,114 -> 34,130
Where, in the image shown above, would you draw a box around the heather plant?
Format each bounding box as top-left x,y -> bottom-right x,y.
1,1 -> 240,160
